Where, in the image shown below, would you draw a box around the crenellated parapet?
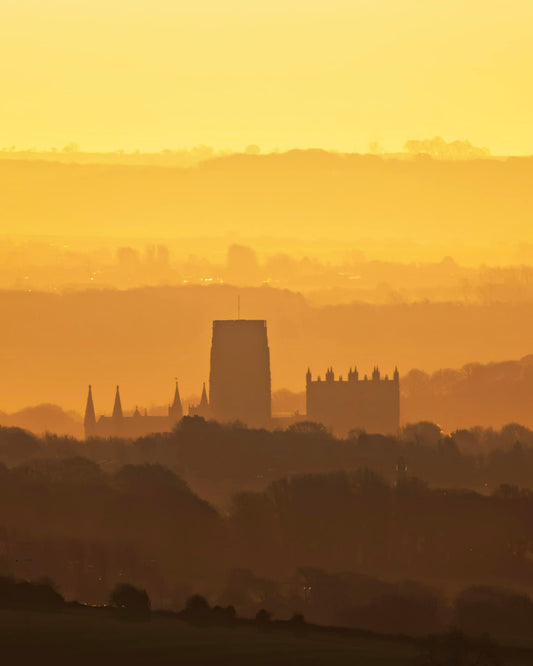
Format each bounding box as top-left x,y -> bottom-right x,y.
306,365 -> 399,384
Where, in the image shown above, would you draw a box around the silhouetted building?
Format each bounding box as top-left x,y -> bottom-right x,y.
188,382 -> 211,418
209,319 -> 271,427
84,382 -> 183,439
83,319 -> 400,438
306,365 -> 400,435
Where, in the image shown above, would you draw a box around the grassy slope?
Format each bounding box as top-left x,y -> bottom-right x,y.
0,607 -> 416,665
3,608 -> 533,664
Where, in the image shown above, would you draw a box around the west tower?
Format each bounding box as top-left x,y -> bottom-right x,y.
306,366 -> 400,436
209,319 -> 271,427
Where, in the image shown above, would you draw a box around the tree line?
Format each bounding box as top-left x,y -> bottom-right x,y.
1,421 -> 533,638
2,418 -> 533,496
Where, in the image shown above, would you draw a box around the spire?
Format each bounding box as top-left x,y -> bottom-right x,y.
84,385 -> 96,437
394,366 -> 400,382
169,380 -> 183,420
112,385 -> 123,419
200,382 -> 209,408
188,382 -> 210,419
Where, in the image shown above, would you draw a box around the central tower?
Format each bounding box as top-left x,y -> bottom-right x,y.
209,319 -> 271,427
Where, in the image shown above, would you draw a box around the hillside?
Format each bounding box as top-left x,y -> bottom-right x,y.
2,153 -> 533,257
0,608 -> 419,665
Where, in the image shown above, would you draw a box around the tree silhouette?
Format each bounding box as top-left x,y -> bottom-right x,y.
110,583 -> 150,620
255,608 -> 272,632
181,594 -> 211,626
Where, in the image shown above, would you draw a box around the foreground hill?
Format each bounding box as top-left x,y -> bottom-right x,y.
0,607 -> 416,665
3,607 -> 533,665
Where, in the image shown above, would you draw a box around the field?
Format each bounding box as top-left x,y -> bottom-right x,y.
0,607 -> 417,665
3,607 -> 533,665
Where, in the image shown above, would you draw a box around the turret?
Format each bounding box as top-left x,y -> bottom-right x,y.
372,366 -> 381,381
325,367 -> 335,382
348,366 -> 359,382
112,385 -> 123,419
306,367 -> 312,386
393,366 -> 399,382
84,385 -> 96,438
169,381 -> 183,421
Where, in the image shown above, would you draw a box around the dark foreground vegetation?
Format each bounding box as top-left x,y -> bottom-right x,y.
3,417 -> 533,494
3,419 -> 533,655
1,578 -> 532,665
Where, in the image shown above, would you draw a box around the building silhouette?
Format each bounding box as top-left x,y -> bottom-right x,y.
209,319 -> 271,427
84,382 -> 183,439
83,319 -> 272,438
83,319 -> 400,438
306,365 -> 400,436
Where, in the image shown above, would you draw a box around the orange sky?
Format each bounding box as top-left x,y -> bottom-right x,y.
1,0 -> 532,154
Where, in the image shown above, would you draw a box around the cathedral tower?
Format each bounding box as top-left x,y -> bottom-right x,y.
209,319 -> 271,427
306,365 -> 400,436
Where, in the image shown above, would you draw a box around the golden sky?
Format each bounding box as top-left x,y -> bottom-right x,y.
1,0 -> 532,154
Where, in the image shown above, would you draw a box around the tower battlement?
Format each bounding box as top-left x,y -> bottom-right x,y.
307,366 -> 399,385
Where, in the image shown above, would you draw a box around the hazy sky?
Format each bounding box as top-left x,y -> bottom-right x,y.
1,0 -> 532,153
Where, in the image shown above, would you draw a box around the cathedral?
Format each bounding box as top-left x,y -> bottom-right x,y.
83,318 -> 400,439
